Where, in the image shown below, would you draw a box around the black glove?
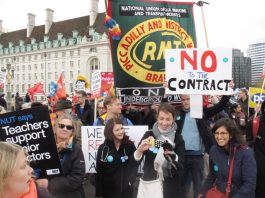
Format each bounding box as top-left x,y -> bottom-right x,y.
162,141 -> 176,161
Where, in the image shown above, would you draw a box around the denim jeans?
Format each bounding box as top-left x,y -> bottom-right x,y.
180,155 -> 204,198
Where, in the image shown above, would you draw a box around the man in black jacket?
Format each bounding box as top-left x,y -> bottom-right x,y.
75,90 -> 94,125
176,94 -> 230,198
246,100 -> 265,198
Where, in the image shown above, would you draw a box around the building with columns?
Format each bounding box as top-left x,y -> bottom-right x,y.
0,0 -> 112,97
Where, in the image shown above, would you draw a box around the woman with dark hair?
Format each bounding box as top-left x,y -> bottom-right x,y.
198,118 -> 256,198
134,103 -> 185,198
229,103 -> 247,134
96,117 -> 138,198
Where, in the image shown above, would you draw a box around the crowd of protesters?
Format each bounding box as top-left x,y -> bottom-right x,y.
0,87 -> 264,198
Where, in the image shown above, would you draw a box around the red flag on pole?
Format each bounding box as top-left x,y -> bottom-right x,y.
55,73 -> 66,99
28,82 -> 45,101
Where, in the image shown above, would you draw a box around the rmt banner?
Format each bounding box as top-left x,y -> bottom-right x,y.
108,0 -> 196,105
0,106 -> 63,178
165,48 -> 233,95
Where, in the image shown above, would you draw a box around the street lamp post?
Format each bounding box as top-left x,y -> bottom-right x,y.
44,52 -> 47,94
6,63 -> 14,110
13,56 -> 16,94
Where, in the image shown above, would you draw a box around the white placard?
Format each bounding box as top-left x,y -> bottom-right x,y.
190,95 -> 203,119
91,70 -> 101,97
81,125 -> 148,173
165,48 -> 233,95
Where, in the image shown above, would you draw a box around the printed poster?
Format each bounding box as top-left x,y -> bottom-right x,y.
0,106 -> 63,178
108,0 -> 196,105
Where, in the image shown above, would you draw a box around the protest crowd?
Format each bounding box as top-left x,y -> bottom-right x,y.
0,1 -> 264,198
0,85 -> 264,198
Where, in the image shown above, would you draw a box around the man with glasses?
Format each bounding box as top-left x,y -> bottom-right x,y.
75,90 -> 94,125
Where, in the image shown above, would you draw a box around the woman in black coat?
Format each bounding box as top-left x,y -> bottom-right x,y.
36,114 -> 86,198
135,103 -> 185,198
96,117 -> 138,198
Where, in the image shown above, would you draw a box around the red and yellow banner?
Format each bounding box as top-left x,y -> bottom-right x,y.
108,0 -> 196,105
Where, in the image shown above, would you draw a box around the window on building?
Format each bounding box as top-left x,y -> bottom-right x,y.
70,51 -> 74,57
70,83 -> 74,93
34,55 -> 37,60
22,84 -> 25,93
41,63 -> 44,70
16,65 -> 19,71
41,73 -> 44,80
54,52 -> 58,58
22,65 -> 25,71
90,58 -> 100,72
47,53 -> 51,59
90,48 -> 97,53
22,74 -> 25,80
70,61 -> 74,68
28,65 -> 31,70
62,71 -> 65,78
28,74 -> 31,80
22,56 -> 25,62
34,64 -> 38,70
70,71 -> 74,79
55,62 -> 58,69
17,74 -> 19,80
28,84 -> 31,89
62,61 -> 65,69
48,72 -> 51,80
62,51 -> 66,57
34,73 -> 38,80
28,55 -> 31,61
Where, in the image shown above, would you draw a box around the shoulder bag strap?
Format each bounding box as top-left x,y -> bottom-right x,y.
225,146 -> 236,197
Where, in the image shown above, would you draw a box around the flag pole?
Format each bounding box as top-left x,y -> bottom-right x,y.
94,97 -> 98,122
105,0 -> 108,13
194,1 -> 210,48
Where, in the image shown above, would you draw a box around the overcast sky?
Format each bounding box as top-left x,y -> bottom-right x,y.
0,0 -> 264,53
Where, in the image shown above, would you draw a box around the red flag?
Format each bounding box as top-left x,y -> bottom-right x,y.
28,82 -> 45,101
55,73 -> 66,99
